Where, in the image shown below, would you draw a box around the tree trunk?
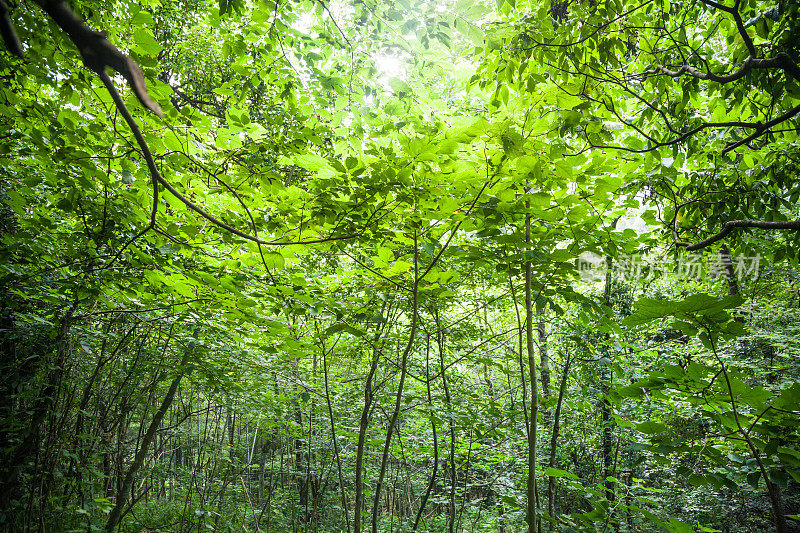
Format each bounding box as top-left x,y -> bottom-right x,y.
434,308 -> 457,533
602,257 -> 615,507
353,300 -> 389,533
372,234 -> 419,533
537,304 -> 550,401
413,333 -> 439,532
0,307 -> 74,521
321,337 -> 351,533
524,209 -> 540,533
547,352 -> 571,526
105,328 -> 197,532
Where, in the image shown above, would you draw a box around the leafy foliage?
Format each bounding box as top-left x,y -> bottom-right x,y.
0,0 -> 799,532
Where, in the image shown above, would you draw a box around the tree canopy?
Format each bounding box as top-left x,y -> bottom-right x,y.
0,0 -> 799,531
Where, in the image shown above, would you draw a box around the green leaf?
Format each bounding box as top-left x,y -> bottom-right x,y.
774,383 -> 800,410
219,0 -> 244,15
280,153 -> 337,178
263,252 -> 285,270
325,324 -> 366,337
388,78 -> 411,93
543,467 -> 579,480
133,28 -> 163,56
624,293 -> 742,327
377,246 -> 394,264
666,518 -> 693,533
770,469 -> 789,489
636,421 -> 668,434
623,298 -> 679,326
688,473 -> 708,486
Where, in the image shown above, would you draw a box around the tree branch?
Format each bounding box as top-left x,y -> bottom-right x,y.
0,0 -> 23,58
723,102 -> 800,153
654,52 -> 800,85
676,219 -> 800,250
29,0 -> 163,115
700,0 -> 756,56
99,71 -> 367,249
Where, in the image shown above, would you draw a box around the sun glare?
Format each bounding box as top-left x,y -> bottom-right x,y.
373,50 -> 410,93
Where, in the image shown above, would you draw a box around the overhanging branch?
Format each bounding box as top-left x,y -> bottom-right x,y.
0,0 -> 23,58
0,0 -> 163,115
676,219 -> 800,250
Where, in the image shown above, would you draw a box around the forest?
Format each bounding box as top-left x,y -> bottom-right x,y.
1,0 -> 799,531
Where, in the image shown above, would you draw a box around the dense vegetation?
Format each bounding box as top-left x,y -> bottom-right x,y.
1,0 -> 799,531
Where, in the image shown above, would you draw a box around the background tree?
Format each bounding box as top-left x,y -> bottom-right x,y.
0,0 -> 798,532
